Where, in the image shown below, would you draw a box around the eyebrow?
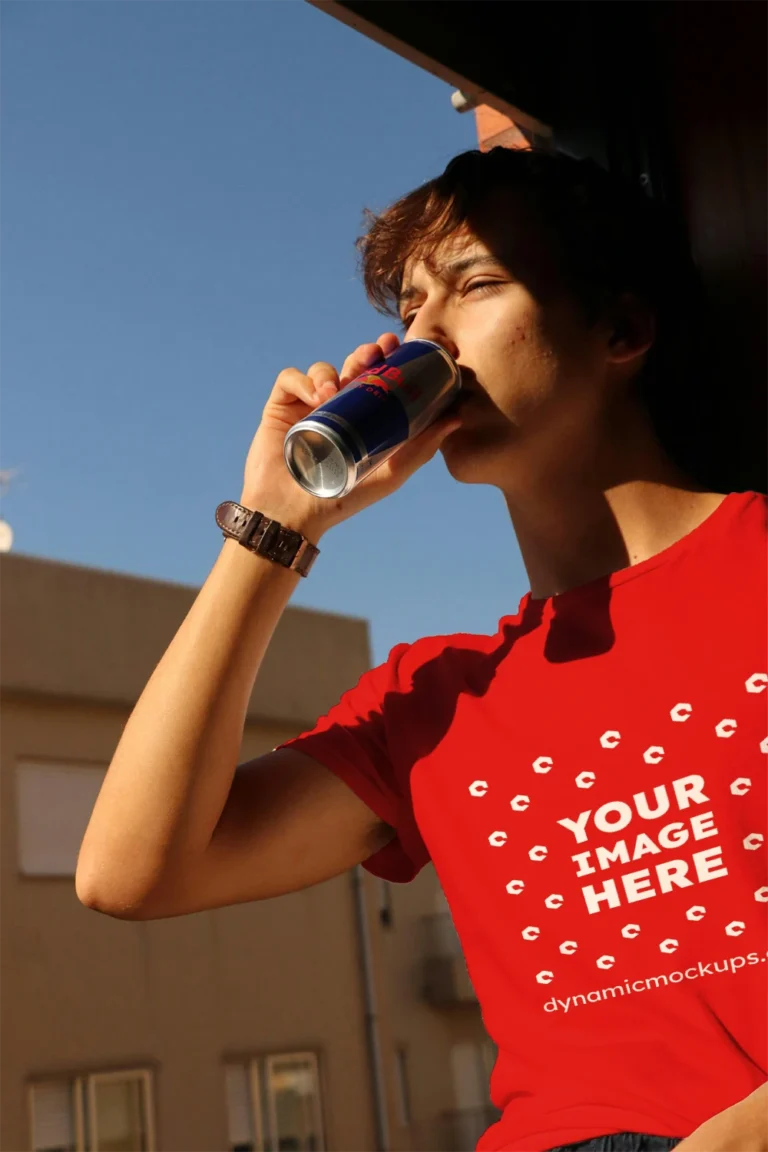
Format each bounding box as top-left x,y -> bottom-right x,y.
398,254 -> 505,307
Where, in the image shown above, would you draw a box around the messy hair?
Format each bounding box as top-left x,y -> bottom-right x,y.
355,147 -> 726,489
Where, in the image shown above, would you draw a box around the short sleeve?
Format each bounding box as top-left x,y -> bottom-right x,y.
275,641 -> 430,882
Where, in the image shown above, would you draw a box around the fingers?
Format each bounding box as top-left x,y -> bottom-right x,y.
306,361 -> 340,403
392,411 -> 462,470
352,410 -> 462,505
339,332 -> 400,386
339,344 -> 381,386
273,334 -> 402,410
377,332 -> 400,357
273,367 -> 319,407
273,363 -> 339,410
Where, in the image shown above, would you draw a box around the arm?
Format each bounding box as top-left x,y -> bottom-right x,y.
76,335 -> 458,917
673,1082 -> 767,1152
76,507 -> 402,919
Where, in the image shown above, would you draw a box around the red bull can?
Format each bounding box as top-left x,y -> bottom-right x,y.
284,339 -> 462,498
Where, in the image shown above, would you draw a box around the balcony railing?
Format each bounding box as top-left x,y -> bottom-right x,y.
419,912 -> 478,1006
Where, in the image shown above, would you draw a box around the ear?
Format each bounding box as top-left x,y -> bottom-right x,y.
604,293 -> 655,366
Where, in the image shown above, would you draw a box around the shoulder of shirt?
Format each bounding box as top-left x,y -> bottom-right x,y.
374,491 -> 766,678
378,614 -> 521,688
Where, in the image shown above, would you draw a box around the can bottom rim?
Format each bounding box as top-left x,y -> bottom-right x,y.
284,424 -> 353,499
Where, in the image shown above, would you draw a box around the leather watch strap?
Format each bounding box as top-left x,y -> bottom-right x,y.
216,501 -> 320,578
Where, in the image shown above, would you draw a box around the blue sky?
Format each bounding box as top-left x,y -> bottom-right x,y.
2,0 -> 529,668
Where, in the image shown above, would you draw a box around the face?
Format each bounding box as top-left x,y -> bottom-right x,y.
398,190 -> 647,490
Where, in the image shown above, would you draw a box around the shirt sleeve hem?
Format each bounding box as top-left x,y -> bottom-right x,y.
277,737 -> 425,883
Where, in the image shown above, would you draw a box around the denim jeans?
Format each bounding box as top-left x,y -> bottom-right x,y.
543,1133 -> 683,1152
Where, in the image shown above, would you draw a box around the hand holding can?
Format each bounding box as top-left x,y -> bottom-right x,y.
239,335 -> 463,543
284,339 -> 462,498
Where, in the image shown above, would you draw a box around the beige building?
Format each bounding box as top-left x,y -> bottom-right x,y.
1,551 -> 500,1152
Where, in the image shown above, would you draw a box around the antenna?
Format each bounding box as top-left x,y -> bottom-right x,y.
0,467 -> 21,553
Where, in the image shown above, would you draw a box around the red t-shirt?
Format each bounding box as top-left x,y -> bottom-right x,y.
279,490 -> 768,1152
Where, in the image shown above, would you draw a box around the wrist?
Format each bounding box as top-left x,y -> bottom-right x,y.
238,492 -> 328,547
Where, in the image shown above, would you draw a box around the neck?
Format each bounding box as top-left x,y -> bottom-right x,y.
503,400 -> 727,600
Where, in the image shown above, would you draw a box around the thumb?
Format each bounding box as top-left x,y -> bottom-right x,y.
390,412 -> 462,474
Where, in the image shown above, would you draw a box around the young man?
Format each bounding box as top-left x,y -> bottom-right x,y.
77,148 -> 767,1152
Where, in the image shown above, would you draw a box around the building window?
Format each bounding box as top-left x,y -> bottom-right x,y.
393,1046 -> 411,1128
378,880 -> 393,928
224,1052 -> 325,1152
450,1042 -> 495,1111
28,1068 -> 155,1152
225,1062 -> 260,1152
16,760 -> 106,877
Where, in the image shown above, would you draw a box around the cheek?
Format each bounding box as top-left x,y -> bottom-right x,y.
489,313 -> 559,415
504,296 -> 602,406
491,293 -> 555,364
535,297 -> 603,376
455,293 -> 568,422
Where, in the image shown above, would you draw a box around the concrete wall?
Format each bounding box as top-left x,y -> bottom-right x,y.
0,551 -> 371,728
1,552 -> 494,1152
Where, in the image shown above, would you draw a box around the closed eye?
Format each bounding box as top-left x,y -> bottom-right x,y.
400,280 -> 506,331
464,279 -> 506,296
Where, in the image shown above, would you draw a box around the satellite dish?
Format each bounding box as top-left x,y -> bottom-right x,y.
0,520 -> 13,552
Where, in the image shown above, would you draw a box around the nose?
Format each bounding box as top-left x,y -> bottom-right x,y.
403,313 -> 459,363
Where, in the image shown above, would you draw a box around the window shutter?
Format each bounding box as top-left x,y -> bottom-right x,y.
450,1042 -> 487,1111
17,761 -> 106,876
224,1063 -> 254,1149
31,1081 -> 75,1152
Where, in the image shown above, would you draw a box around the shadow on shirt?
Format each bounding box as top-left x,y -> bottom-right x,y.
340,577 -> 615,807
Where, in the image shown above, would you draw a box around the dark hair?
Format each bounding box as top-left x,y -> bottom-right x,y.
356,147 -> 728,490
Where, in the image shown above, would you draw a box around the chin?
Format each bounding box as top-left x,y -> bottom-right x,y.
439,425 -> 516,486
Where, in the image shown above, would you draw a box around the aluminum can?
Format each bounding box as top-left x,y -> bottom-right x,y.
283,339 -> 461,498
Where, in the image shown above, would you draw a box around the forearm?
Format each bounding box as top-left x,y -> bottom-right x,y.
76,533 -> 311,913
675,1081 -> 768,1152
741,1078 -> 768,1124
75,333 -> 447,915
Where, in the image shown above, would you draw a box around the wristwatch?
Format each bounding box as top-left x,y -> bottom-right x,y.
215,501 -> 320,577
